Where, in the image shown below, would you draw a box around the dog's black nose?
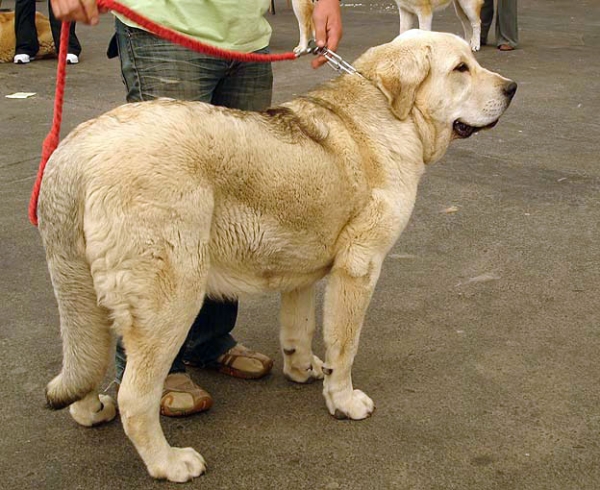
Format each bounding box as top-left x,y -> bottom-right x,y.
503,81 -> 518,99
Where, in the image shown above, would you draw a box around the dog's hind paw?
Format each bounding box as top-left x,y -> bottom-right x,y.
148,447 -> 206,483
69,394 -> 117,427
284,354 -> 324,383
325,389 -> 375,421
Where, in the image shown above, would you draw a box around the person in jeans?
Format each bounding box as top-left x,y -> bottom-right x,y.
49,0 -> 342,417
14,0 -> 81,64
481,0 -> 518,51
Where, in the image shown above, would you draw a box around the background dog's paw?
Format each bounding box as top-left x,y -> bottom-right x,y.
284,354 -> 324,383
69,394 -> 117,427
470,40 -> 481,52
293,43 -> 309,54
148,447 -> 206,483
325,389 -> 375,420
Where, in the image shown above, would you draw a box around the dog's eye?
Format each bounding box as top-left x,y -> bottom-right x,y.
454,62 -> 469,73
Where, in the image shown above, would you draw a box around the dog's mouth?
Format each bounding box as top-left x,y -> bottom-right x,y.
453,119 -> 498,138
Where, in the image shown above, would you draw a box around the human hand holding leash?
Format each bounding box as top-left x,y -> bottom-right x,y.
50,0 -> 108,25
311,0 -> 343,69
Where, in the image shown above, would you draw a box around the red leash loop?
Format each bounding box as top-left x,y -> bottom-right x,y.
28,0 -> 299,226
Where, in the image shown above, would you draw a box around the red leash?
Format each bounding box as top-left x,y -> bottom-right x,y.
28,0 -> 299,226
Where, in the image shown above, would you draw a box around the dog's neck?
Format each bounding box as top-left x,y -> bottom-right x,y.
298,75 -> 450,167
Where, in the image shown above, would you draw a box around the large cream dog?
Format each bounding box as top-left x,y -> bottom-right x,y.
292,0 -> 483,52
39,30 -> 516,482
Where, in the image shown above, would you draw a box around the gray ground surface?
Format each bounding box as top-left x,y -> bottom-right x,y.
1,0 -> 599,488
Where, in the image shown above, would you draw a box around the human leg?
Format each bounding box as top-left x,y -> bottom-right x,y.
115,18 -> 226,103
212,48 -> 274,111
180,51 -> 274,368
479,0 -> 494,45
496,0 -> 518,48
14,0 -> 38,59
47,0 -> 82,57
113,20 -> 273,411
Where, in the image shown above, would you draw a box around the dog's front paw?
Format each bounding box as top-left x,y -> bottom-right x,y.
470,40 -> 481,52
147,447 -> 206,483
284,354 -> 324,383
324,389 -> 375,420
293,43 -> 309,54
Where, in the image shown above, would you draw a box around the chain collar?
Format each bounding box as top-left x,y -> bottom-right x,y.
296,40 -> 365,79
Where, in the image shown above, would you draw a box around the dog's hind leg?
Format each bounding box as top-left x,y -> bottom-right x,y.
280,285 -> 324,383
116,253 -> 208,482
453,0 -> 482,51
320,260 -> 383,421
44,257 -> 117,426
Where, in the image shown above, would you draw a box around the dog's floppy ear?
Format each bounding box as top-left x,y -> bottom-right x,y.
370,44 -> 431,120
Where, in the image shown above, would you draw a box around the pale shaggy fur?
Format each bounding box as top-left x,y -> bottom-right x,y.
292,0 -> 483,52
39,31 -> 516,483
0,11 -> 55,63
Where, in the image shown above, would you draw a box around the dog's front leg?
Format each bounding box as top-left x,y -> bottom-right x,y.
397,5 -> 417,34
321,262 -> 381,420
292,0 -> 315,53
453,0 -> 482,51
280,285 -> 324,383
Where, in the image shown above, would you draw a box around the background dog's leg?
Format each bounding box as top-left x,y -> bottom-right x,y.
415,6 -> 434,31
292,0 -> 314,53
453,0 -> 482,51
321,264 -> 381,420
397,5 -> 417,34
280,285 -> 324,383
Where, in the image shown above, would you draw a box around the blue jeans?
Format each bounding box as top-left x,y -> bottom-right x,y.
113,18 -> 273,382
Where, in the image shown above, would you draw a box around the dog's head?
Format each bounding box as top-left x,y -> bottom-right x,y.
354,30 -> 516,159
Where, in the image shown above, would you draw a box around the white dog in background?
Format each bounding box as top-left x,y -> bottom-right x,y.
40,31 -> 515,482
292,0 -> 483,52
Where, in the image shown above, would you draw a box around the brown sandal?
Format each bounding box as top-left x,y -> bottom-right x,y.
186,344 -> 274,379
160,373 -> 213,417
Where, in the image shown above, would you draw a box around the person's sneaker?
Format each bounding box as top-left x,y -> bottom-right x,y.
66,53 -> 79,64
14,54 -> 34,64
160,373 -> 213,417
186,344 -> 274,379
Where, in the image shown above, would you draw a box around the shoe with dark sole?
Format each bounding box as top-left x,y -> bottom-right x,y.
184,344 -> 274,380
14,54 -> 34,64
160,373 -> 213,417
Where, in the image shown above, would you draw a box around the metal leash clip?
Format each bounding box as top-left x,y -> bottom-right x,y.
296,40 -> 364,78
